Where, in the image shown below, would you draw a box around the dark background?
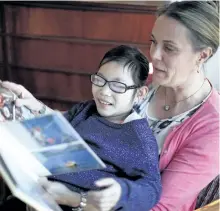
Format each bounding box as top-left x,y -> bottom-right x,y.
0,1 -> 163,110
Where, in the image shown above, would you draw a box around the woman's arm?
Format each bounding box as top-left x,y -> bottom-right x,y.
151,123 -> 219,211
1,81 -> 52,114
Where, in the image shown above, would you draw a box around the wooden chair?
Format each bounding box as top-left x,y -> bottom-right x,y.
196,175 -> 219,209
195,199 -> 219,211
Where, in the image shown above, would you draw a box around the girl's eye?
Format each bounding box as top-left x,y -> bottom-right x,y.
150,39 -> 156,44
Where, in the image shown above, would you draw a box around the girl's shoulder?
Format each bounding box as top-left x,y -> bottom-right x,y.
64,100 -> 96,122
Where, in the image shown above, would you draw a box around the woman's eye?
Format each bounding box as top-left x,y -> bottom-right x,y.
164,46 -> 175,53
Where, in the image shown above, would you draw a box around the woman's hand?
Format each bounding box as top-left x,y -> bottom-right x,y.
39,177 -> 81,207
0,81 -> 43,111
87,178 -> 122,211
30,177 -> 121,211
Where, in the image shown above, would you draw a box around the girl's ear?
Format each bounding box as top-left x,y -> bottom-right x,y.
137,86 -> 148,101
133,86 -> 148,106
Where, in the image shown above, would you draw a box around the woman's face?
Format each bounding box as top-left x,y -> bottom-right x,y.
92,61 -> 137,123
150,15 -> 200,87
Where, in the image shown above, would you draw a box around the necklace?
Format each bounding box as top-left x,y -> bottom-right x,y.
163,78 -> 206,111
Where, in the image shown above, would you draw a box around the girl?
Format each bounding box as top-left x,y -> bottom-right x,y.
1,45 -> 161,211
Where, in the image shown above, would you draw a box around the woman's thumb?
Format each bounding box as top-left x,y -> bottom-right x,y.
15,98 -> 42,111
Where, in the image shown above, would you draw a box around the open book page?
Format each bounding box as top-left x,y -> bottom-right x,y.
0,111 -> 106,211
0,85 -> 54,207
0,123 -> 51,176
0,145 -> 62,211
0,111 -> 106,176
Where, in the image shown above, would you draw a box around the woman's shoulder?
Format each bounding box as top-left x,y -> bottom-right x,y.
195,88 -> 219,119
164,89 -> 219,157
179,88 -> 219,140
205,88 -> 220,112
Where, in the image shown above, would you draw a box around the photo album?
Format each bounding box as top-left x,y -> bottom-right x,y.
0,86 -> 106,211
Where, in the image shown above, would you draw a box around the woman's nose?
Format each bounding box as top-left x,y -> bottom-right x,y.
150,45 -> 162,61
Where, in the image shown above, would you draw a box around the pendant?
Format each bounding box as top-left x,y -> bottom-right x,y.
164,105 -> 170,111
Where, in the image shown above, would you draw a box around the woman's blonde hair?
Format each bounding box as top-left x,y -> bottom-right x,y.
157,1 -> 219,60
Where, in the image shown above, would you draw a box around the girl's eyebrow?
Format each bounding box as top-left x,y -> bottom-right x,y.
97,73 -> 126,83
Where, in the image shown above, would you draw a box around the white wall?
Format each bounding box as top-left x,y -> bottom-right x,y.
204,47 -> 220,91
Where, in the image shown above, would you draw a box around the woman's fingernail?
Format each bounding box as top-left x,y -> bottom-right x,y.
15,100 -> 22,107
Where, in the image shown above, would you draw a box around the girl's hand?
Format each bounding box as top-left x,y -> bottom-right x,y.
87,178 -> 122,211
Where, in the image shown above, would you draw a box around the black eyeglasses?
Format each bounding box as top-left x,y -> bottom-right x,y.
90,74 -> 139,94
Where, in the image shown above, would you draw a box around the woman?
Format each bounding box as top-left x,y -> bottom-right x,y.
1,1 -> 219,211
135,2 -> 219,211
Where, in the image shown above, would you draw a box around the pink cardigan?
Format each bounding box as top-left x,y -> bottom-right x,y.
151,89 -> 219,211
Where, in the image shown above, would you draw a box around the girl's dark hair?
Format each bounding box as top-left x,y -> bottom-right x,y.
99,45 -> 149,87
157,1 -> 219,60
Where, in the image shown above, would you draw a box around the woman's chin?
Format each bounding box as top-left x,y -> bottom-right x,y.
152,76 -> 165,86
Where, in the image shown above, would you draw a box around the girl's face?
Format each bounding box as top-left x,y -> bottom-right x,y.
150,15 -> 200,87
92,61 -> 138,123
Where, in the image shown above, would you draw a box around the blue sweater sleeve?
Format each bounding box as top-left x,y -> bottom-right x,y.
114,131 -> 161,211
114,173 -> 161,211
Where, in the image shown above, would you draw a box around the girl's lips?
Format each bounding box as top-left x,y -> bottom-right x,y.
98,99 -> 113,106
100,101 -> 111,105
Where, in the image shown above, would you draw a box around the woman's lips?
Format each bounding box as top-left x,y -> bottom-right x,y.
154,67 -> 166,72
